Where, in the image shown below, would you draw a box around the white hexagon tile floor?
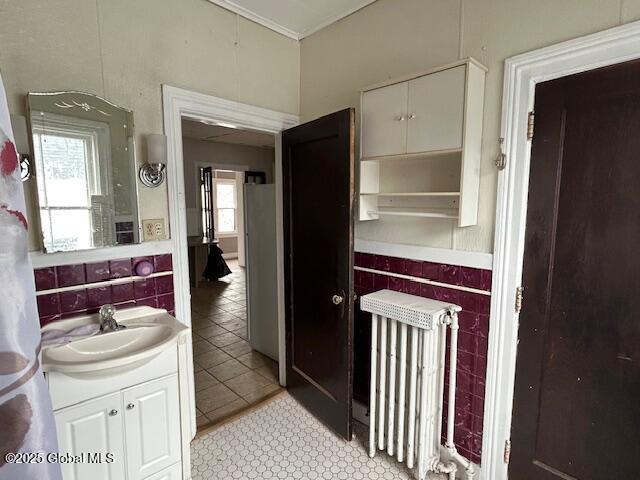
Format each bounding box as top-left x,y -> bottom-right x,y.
191,392 -> 445,479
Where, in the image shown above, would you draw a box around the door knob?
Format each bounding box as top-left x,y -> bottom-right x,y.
109,409 -> 118,416
332,294 -> 344,305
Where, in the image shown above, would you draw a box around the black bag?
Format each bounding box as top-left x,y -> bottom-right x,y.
202,244 -> 232,280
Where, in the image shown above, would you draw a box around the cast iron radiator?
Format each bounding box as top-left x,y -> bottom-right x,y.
361,289 -> 475,480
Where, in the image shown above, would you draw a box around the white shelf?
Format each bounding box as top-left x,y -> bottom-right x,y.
361,148 -> 462,162
361,192 -> 460,197
367,207 -> 458,219
358,58 -> 486,227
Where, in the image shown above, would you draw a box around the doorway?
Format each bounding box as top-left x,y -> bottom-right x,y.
180,119 -> 283,430
509,60 -> 640,478
163,86 -> 299,440
482,22 -> 640,479
163,88 -> 357,457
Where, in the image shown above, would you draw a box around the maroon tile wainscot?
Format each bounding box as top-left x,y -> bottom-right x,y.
354,252 -> 491,465
35,254 -> 174,327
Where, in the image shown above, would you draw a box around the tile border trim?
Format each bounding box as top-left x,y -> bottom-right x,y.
355,266 -> 491,296
30,240 -> 172,269
355,239 -> 493,270
35,270 -> 173,296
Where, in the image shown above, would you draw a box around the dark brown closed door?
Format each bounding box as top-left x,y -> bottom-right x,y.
511,60 -> 640,479
282,109 -> 355,440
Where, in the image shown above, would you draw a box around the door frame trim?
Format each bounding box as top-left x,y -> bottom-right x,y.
485,20 -> 640,480
162,85 -> 299,440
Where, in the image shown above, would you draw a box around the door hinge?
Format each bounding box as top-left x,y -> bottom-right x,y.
527,111 -> 535,140
504,439 -> 512,464
515,286 -> 524,313
495,137 -> 506,170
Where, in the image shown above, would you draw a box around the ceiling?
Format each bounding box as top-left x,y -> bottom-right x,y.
207,0 -> 378,40
182,119 -> 275,148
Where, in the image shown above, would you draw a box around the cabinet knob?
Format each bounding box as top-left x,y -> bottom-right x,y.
408,113 -> 416,120
109,409 -> 118,416
395,115 -> 405,121
126,403 -> 135,410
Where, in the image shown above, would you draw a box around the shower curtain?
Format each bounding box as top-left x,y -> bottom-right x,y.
0,73 -> 61,480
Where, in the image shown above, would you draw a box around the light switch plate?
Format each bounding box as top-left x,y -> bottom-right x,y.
142,218 -> 165,241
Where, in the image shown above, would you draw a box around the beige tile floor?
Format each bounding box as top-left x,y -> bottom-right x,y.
191,259 -> 281,429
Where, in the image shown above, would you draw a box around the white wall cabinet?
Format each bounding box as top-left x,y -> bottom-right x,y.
406,65 -> 466,153
54,374 -> 181,480
359,59 -> 486,227
361,82 -> 408,158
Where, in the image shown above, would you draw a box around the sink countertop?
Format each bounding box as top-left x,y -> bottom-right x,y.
41,306 -> 188,375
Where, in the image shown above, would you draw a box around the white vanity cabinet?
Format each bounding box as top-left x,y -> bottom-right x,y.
122,376 -> 181,480
359,58 -> 486,227
54,392 -> 126,480
141,463 -> 182,480
53,373 -> 181,480
48,343 -> 186,480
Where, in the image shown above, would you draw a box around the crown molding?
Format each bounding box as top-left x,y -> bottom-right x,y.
206,0 -> 378,41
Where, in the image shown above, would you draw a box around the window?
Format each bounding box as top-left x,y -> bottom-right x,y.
32,124 -> 103,252
214,178 -> 237,234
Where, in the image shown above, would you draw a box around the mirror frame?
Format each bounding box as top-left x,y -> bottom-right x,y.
26,91 -> 141,254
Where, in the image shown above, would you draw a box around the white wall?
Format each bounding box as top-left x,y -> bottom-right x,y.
300,0 -> 640,254
7,0 -> 640,255
0,0 -> 299,251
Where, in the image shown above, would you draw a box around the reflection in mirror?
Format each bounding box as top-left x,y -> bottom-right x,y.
28,92 -> 139,253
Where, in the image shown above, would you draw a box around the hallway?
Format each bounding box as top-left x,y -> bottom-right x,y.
191,260 -> 282,429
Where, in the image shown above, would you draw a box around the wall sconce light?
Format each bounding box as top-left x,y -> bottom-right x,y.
10,114 -> 32,182
139,134 -> 167,188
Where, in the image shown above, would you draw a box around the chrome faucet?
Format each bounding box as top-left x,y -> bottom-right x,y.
99,304 -> 126,333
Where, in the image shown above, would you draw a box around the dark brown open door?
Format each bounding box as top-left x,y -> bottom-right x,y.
511,60 -> 640,479
282,108 -> 355,440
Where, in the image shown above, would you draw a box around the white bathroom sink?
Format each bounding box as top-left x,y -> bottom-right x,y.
41,306 -> 188,375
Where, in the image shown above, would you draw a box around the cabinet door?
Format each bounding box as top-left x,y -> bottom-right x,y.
54,392 -> 126,480
406,65 -> 466,153
361,82 -> 408,158
142,462 -> 182,480
123,375 -> 181,480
